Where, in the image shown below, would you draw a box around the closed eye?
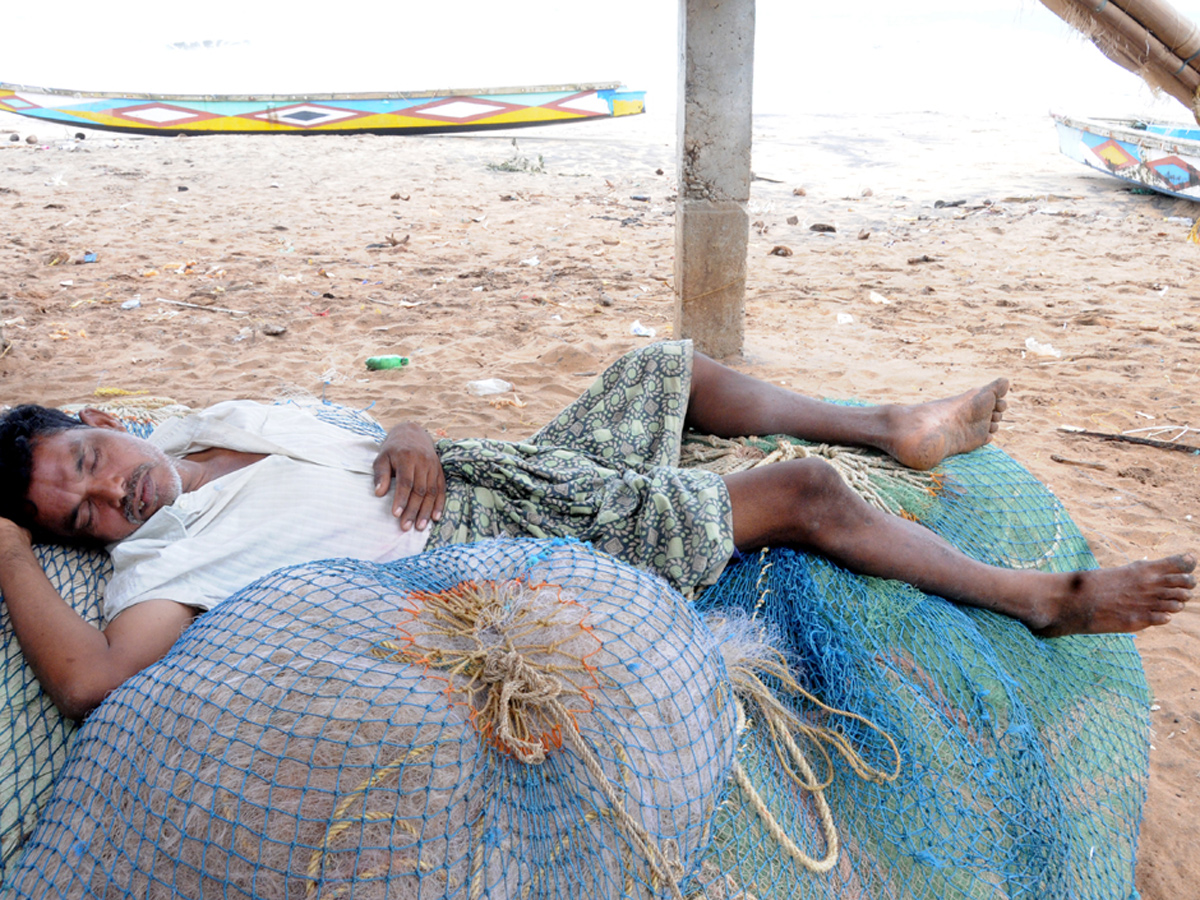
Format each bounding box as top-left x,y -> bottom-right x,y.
71,444 -> 99,533
74,491 -> 94,533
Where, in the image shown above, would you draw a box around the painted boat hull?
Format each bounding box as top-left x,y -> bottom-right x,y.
1053,113 -> 1200,201
0,81 -> 645,136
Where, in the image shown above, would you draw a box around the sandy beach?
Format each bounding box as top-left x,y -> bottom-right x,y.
1,109 -> 1197,895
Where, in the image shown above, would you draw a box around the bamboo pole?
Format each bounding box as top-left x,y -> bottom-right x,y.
1115,0 -> 1200,71
1040,0 -> 1200,120
1067,0 -> 1200,91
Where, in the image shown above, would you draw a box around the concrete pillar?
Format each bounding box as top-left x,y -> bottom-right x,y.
675,0 -> 755,358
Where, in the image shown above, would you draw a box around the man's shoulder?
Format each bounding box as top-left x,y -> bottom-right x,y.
150,401 -> 327,456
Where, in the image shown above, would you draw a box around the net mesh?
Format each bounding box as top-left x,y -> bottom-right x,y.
7,540 -> 740,899
691,441 -> 1148,900
1,421 -> 1149,899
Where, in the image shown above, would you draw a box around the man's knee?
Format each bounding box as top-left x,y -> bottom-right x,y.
780,457 -> 846,501
767,457 -> 852,541
726,456 -> 856,549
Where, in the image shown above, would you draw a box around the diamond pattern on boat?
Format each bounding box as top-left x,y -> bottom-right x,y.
114,104 -> 216,125
0,94 -> 36,110
404,98 -> 519,122
245,104 -> 365,127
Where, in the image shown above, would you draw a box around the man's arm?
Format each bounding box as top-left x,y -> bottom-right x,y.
372,421 -> 446,532
0,519 -> 197,721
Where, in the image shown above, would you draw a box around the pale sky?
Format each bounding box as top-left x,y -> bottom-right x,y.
5,1 -> 1200,122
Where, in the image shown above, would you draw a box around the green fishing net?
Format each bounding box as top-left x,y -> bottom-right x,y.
692,444 -> 1147,900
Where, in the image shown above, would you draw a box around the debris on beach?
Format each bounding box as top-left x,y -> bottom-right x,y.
488,393 -> 527,409
631,320 -> 656,338
768,245 -> 793,257
467,377 -> 514,396
1050,454 -> 1108,471
809,223 -> 836,233
1059,426 -> 1200,456
1024,337 -> 1062,358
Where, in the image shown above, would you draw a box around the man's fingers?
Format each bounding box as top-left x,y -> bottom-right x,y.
391,476 -> 415,522
372,456 -> 392,498
414,490 -> 438,532
397,465 -> 443,531
431,475 -> 446,523
395,462 -> 434,530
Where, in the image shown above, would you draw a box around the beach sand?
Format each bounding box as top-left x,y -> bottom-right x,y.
1,110 -> 1197,895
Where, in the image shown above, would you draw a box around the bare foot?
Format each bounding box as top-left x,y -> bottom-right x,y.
883,378 -> 1009,470
1030,554 -> 1196,637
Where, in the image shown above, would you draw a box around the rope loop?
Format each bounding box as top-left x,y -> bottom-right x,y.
479,647 -> 564,764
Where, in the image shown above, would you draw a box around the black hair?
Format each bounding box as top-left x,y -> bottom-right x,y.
0,405 -> 85,529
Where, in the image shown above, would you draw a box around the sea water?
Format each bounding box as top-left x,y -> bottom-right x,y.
4,0 -> 1199,204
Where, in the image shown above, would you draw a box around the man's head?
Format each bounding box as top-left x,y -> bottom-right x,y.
0,405 -> 182,545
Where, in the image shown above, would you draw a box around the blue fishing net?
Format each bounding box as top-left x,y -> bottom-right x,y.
6,539 -> 740,899
0,416 -> 1149,899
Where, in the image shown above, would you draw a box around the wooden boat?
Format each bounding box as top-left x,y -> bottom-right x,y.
0,81 -> 645,137
1053,113 -> 1200,201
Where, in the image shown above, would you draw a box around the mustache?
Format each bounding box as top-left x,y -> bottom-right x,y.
122,463 -> 153,525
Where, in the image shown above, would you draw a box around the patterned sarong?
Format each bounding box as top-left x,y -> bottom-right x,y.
428,341 -> 735,591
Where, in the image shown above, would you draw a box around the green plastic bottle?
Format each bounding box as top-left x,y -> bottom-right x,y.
366,355 -> 409,370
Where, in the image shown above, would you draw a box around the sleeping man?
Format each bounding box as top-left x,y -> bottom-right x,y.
0,341 -> 1193,720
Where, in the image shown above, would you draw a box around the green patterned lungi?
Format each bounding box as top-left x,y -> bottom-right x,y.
427,340 -> 735,592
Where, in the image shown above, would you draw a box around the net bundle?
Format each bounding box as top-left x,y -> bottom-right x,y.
6,540 -> 741,899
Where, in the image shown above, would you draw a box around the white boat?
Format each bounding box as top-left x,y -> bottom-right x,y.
1052,113 -> 1200,201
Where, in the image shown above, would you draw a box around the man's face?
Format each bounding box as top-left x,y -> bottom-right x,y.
26,421 -> 182,545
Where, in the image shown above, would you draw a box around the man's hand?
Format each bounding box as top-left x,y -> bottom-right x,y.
0,516 -> 34,560
372,422 -> 445,531
0,514 -> 195,720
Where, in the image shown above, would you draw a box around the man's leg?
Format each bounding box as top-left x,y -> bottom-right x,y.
686,352 -> 1008,471
724,460 -> 1196,636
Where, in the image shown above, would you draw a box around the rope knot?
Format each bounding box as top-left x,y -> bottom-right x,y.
479,647 -> 564,765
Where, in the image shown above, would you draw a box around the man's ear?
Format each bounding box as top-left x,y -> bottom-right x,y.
77,408 -> 128,432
